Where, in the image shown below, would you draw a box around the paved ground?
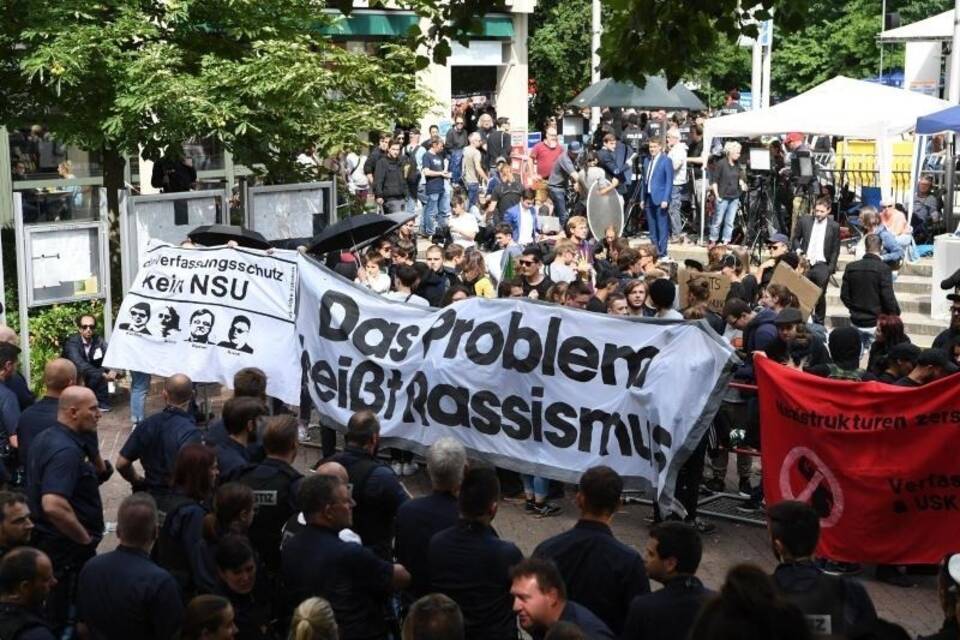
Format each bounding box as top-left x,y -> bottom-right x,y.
93,384 -> 943,637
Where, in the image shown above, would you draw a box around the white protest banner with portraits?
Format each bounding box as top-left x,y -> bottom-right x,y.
104,243 -> 301,405
297,255 -> 737,511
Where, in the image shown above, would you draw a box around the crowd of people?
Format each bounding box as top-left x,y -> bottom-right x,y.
0,359 -> 954,640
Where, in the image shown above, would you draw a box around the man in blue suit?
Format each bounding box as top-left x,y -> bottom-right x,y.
643,139 -> 674,257
504,188 -> 541,245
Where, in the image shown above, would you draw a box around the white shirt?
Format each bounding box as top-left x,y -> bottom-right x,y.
646,154 -> 660,192
806,218 -> 828,265
449,212 -> 479,248
549,262 -> 577,284
669,143 -> 688,186
384,291 -> 430,307
517,207 -> 535,245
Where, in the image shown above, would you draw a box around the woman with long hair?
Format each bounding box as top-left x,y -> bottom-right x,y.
157,443 -> 219,600
460,250 -> 495,299
194,483 -> 256,595
289,597 -> 338,640
182,595 -> 238,640
868,314 -> 911,374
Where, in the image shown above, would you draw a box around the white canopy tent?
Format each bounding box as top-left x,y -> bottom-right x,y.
700,76 -> 951,237
879,9 -> 953,42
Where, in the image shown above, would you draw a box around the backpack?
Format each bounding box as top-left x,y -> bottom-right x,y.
825,364 -> 864,381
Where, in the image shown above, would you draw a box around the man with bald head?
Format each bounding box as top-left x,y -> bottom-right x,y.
26,385 -> 105,629
281,461 -> 362,547
16,359 -> 85,468
116,374 -> 200,508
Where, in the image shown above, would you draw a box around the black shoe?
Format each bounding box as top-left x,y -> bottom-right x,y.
736,498 -> 763,514
819,560 -> 862,576
688,517 -> 716,534
523,499 -> 536,513
876,565 -> 916,587
704,478 -> 725,493
738,477 -> 752,498
532,502 -> 562,518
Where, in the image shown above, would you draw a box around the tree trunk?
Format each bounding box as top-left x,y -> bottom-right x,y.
101,146 -> 127,309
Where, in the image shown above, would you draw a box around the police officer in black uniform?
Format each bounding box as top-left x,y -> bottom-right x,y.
768,500 -> 877,636
234,414 -> 303,577
25,386 -> 106,631
0,492 -> 33,558
116,374 -> 201,517
76,493 -> 183,639
0,547 -> 57,640
329,410 -> 409,561
214,397 -> 266,483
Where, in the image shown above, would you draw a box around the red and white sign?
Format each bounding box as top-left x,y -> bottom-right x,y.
757,357 -> 960,565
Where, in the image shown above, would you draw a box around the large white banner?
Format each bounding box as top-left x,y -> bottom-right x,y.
297,255 -> 736,508
104,244 -> 301,405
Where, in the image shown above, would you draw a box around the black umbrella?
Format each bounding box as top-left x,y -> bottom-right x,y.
188,224 -> 271,250
569,77 -> 683,109
306,213 -> 398,255
669,83 -> 707,111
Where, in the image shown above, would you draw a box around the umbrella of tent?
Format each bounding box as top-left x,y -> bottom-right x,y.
188,224 -> 272,250
916,105 -> 960,135
306,213 -> 399,255
669,83 -> 707,111
569,77 -> 683,109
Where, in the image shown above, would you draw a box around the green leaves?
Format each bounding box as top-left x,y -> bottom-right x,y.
1,0 -> 433,184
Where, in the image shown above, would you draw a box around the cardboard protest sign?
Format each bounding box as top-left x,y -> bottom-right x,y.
677,269 -> 731,315
769,262 -> 822,320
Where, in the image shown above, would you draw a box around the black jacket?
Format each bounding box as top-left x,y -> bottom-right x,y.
621,575 -> 712,640
840,254 -> 899,328
373,155 -> 408,199
62,334 -> 108,379
791,215 -> 841,273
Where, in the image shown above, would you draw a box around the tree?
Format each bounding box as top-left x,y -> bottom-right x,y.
772,0 -> 953,96
528,0 -> 591,130
2,0 -> 434,215
597,0 -> 812,86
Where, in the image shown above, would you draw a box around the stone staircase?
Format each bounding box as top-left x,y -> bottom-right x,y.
662,242 -> 943,348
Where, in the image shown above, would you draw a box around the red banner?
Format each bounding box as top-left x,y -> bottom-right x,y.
757,357 -> 960,564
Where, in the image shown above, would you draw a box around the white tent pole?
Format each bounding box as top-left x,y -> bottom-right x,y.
907,133 -> 923,225
590,0 -> 601,130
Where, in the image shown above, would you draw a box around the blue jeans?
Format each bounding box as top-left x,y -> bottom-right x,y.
711,197 -> 739,243
522,475 -> 550,501
449,149 -> 464,185
668,183 -> 686,235
548,185 -> 568,225
646,202 -> 669,257
130,371 -> 150,424
854,325 -> 875,354
422,190 -> 450,236
466,182 -> 480,209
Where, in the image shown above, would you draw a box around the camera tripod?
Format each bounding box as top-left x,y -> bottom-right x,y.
735,174 -> 780,264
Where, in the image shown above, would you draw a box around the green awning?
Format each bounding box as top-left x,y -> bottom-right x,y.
317,12 -> 514,39
480,15 -> 514,38
318,11 -> 419,38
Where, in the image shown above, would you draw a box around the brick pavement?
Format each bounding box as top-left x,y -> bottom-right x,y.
93,385 -> 941,637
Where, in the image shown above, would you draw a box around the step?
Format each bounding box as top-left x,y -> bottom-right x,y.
825,310 -> 946,338
825,292 -> 931,316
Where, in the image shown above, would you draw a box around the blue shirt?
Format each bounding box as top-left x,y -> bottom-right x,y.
533,520 -> 649,635
875,224 -> 904,265
394,491 -> 458,598
26,423 -> 103,548
622,575 -> 713,640
215,437 -> 251,482
282,525 -> 394,640
423,151 -> 446,195
16,397 -> 100,466
428,520 -> 523,640
532,601 -> 615,640
0,383 -> 21,439
77,545 -> 184,640
119,407 -> 201,494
